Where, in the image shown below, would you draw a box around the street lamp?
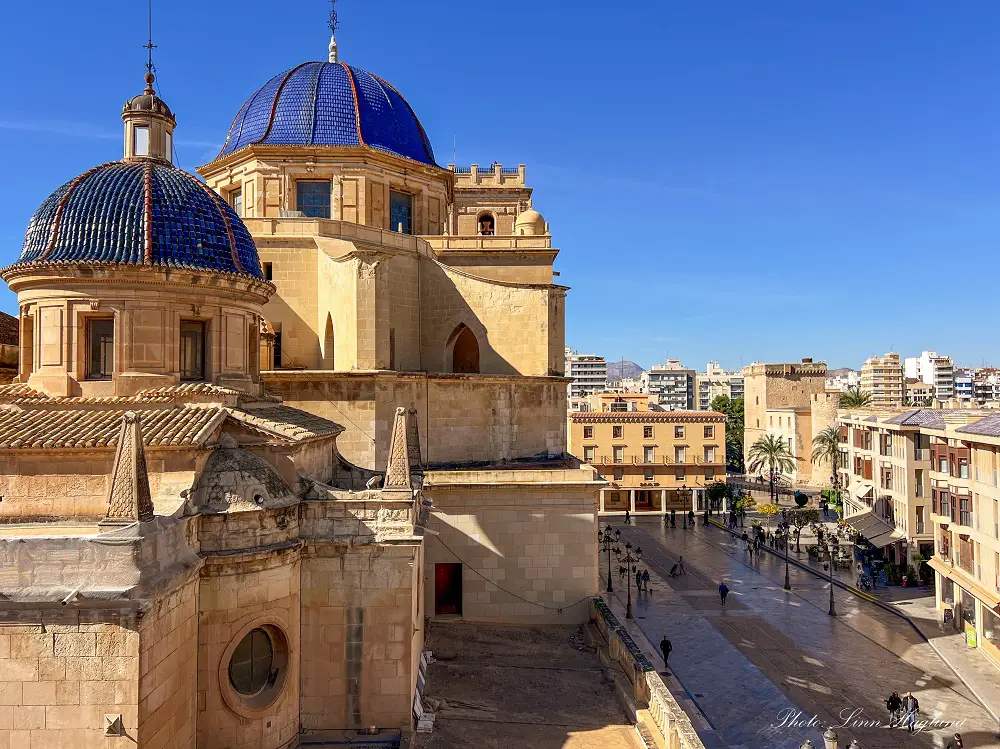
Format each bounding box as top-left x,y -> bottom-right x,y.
827,540 -> 837,616
599,526 -> 620,594
614,540 -> 643,619
781,527 -> 791,591
681,484 -> 688,529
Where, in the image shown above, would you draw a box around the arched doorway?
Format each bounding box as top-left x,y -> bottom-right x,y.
323,314 -> 335,369
449,324 -> 480,374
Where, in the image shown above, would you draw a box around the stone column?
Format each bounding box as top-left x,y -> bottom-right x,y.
599,490 -> 606,514
629,490 -> 636,514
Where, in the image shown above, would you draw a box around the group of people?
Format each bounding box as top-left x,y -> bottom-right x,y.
619,564 -> 652,593
885,691 -> 923,734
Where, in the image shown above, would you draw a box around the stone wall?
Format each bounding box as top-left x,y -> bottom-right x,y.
422,469 -> 600,624
299,545 -> 421,733
262,372 -> 568,470
0,608 -> 139,748
138,576 -> 198,749
743,363 -> 828,471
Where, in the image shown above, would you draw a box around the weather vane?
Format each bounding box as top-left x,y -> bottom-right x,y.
143,0 -> 157,92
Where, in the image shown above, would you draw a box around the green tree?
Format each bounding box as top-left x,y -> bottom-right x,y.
839,387 -> 873,408
787,508 -> 819,551
711,395 -> 745,473
811,426 -> 842,488
757,503 -> 780,531
706,481 -> 735,512
747,434 -> 795,502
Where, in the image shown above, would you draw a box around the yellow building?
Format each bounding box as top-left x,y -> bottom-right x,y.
569,393 -> 727,515
860,352 -> 905,409
0,20 -> 602,749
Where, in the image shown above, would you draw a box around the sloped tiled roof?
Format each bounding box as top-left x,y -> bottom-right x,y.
0,382 -> 277,407
228,405 -> 344,442
883,409 -> 946,428
957,414 -> 1000,437
0,405 -> 225,449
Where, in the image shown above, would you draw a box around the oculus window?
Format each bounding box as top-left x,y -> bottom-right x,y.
229,628 -> 275,696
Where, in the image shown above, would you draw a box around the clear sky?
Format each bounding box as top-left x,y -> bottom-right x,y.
2,1 -> 999,371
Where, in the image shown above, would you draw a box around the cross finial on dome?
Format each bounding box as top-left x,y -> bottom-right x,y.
143,0 -> 158,93
328,0 -> 339,63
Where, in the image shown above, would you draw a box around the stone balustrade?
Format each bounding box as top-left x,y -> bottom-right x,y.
589,598 -> 705,749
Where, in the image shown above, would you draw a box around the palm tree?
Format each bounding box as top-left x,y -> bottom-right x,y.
839,387 -> 873,408
811,426 -> 841,489
747,435 -> 796,503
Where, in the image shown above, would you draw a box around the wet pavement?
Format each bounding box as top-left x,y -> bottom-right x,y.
599,517 -> 999,749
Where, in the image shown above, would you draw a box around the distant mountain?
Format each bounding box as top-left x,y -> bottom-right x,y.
607,360 -> 645,382
828,367 -> 857,377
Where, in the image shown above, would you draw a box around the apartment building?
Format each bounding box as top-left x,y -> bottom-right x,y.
904,351 -> 955,401
838,410 -> 936,569
642,359 -> 696,410
955,371 -> 974,403
695,360 -> 744,410
973,368 -> 1000,404
921,412 -> 1000,668
569,392 -> 727,515
565,348 -> 608,399
860,352 -> 905,409
840,407 -> 1000,667
827,370 -> 861,392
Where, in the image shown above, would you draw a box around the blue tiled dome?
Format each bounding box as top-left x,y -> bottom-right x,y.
16,161 -> 263,279
217,61 -> 436,166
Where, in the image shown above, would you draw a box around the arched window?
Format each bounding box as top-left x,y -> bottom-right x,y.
478,213 -> 495,236
449,324 -> 480,374
323,314 -> 334,369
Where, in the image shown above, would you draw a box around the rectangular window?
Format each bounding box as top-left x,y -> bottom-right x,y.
643,426 -> 654,439
706,468 -> 715,480
644,468 -> 654,481
230,187 -> 243,217
165,130 -> 172,162
675,446 -> 686,463
704,425 -> 714,439
133,126 -> 149,156
179,321 -> 206,381
675,468 -> 685,481
674,426 -> 685,439
297,181 -> 331,218
583,425 -> 594,439
644,447 -> 655,462
583,446 -> 595,462
705,446 -> 716,463
613,468 -> 623,481
613,446 -> 624,464
612,425 -> 623,439
86,318 -> 114,380
389,190 -> 413,234
263,262 -> 273,281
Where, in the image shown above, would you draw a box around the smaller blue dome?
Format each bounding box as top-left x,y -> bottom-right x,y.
217,62 -> 436,166
16,161 -> 263,279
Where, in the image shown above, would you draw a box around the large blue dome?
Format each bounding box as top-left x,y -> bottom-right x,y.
15,161 -> 263,279
216,61 -> 436,166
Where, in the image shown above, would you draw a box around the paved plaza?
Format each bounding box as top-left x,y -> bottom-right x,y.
600,518 -> 999,748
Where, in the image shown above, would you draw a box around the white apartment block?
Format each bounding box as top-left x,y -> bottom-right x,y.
565,348 -> 608,399
904,351 -> 955,401
641,359 -> 695,411
695,360 -> 744,410
826,370 -> 860,392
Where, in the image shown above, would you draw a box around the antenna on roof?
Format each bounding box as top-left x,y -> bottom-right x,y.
143,0 -> 157,94
328,0 -> 340,62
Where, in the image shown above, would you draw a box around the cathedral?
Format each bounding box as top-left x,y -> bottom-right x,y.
0,18 -> 599,749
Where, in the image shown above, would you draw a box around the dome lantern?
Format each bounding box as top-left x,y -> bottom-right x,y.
122,70 -> 176,164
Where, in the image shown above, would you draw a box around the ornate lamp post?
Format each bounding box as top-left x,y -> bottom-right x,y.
599,526 -> 620,594
614,540 -> 642,619
681,484 -> 688,529
827,540 -> 837,616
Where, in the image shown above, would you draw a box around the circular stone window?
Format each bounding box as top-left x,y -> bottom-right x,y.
229,628 -> 274,695
219,620 -> 290,717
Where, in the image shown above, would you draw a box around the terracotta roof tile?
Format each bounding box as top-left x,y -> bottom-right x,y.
570,410 -> 725,423
0,405 -> 225,449
229,406 -> 343,442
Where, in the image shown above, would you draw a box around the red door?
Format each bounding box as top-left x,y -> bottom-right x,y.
434,563 -> 462,616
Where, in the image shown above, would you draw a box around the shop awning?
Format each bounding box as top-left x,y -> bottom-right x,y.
929,557 -> 1000,609
845,508 -> 903,548
850,482 -> 874,501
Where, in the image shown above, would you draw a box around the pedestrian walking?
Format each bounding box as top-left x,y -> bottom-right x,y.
688,510 -> 695,527
635,568 -> 643,594
624,509 -> 631,525
903,693 -> 919,733
671,509 -> 676,527
719,582 -> 729,606
659,636 -> 672,668
885,691 -> 902,727
619,565 -> 627,580
669,563 -> 679,577
945,733 -> 963,749
678,556 -> 685,575
642,569 -> 650,592
742,531 -> 750,551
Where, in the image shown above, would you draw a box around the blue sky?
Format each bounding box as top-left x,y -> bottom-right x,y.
2,2 -> 1000,371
